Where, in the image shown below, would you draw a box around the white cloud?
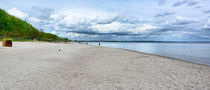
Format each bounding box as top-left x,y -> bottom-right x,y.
28,17 -> 41,23
132,24 -> 159,33
45,10 -> 158,35
51,31 -> 57,34
90,22 -> 126,33
23,7 -> 209,41
49,14 -> 60,20
175,16 -> 196,21
91,22 -> 158,34
202,24 -> 210,30
1,0 -> 210,41
7,7 -> 28,20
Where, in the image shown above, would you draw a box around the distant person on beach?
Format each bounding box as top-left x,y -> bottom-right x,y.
99,43 -> 100,46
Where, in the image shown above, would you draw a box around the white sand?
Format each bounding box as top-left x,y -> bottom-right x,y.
0,42 -> 209,90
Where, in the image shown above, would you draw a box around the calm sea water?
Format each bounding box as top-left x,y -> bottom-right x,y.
87,42 -> 210,66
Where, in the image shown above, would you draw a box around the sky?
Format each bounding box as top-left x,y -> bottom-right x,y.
0,0 -> 210,41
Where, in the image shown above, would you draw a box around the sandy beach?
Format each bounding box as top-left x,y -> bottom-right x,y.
0,42 -> 209,90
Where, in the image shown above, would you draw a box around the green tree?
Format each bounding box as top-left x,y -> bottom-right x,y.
0,8 -> 69,42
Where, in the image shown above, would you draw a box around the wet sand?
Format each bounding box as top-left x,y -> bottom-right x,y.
0,42 -> 209,90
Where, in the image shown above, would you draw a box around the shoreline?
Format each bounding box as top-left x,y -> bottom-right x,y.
0,42 -> 209,89
86,43 -> 210,67
112,47 -> 210,67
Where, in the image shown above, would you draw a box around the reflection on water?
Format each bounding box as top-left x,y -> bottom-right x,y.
88,42 -> 210,66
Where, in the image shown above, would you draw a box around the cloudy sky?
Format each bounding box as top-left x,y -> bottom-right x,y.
1,0 -> 210,41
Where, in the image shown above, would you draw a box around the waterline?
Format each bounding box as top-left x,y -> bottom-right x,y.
88,42 -> 210,66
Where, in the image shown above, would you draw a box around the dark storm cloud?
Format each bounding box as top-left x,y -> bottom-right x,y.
172,17 -> 198,25
187,1 -> 199,6
2,0 -> 210,41
202,25 -> 210,30
155,12 -> 175,17
194,6 -> 201,9
172,0 -> 199,7
174,20 -> 196,25
159,25 -> 185,31
172,0 -> 188,7
24,7 -> 205,41
30,9 -> 200,41
148,25 -> 184,35
203,27 -> 210,30
204,10 -> 210,13
64,19 -> 197,39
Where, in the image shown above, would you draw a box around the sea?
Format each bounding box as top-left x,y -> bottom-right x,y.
86,42 -> 210,66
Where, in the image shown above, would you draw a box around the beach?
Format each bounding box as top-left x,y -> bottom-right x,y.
0,42 -> 209,90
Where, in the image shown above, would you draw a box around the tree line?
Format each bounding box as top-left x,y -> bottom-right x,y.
0,8 -> 68,42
